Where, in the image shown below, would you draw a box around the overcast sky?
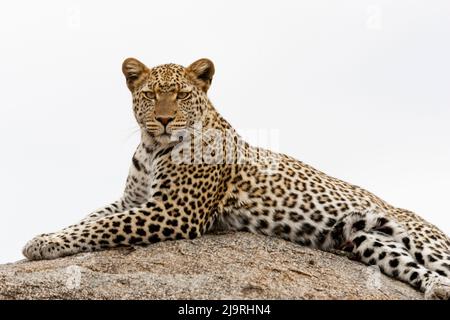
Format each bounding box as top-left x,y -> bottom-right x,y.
0,0 -> 449,263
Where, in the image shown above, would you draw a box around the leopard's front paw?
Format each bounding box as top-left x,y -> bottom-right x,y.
22,234 -> 69,261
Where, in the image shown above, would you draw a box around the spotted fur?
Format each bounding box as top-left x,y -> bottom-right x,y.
23,58 -> 450,299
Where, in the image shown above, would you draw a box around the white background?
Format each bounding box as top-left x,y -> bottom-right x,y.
0,0 -> 449,264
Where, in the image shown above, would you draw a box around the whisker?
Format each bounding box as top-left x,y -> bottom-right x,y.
123,126 -> 141,142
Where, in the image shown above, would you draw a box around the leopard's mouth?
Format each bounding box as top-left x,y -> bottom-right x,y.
143,123 -> 187,145
144,126 -> 170,137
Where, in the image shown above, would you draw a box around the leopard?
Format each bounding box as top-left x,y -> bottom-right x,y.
23,57 -> 450,299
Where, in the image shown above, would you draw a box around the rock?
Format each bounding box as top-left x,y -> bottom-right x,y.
0,232 -> 422,300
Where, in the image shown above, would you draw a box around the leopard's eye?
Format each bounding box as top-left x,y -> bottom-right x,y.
143,91 -> 156,100
177,91 -> 190,100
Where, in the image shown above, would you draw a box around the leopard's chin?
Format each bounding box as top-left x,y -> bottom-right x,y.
154,133 -> 173,145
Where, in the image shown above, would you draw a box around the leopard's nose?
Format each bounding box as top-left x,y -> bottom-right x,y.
156,116 -> 174,127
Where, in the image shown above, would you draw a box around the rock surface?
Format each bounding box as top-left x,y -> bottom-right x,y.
0,232 -> 422,300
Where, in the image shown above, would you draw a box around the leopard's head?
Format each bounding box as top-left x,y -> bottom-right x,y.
122,58 -> 215,145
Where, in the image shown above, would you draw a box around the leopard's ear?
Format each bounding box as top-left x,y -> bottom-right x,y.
186,58 -> 215,93
122,58 -> 149,91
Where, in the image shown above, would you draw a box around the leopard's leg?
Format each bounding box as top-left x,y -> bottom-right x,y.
391,210 -> 450,279
337,210 -> 450,279
78,199 -> 131,224
346,230 -> 450,299
328,210 -> 450,299
410,243 -> 450,279
22,199 -> 208,260
34,199 -> 135,239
